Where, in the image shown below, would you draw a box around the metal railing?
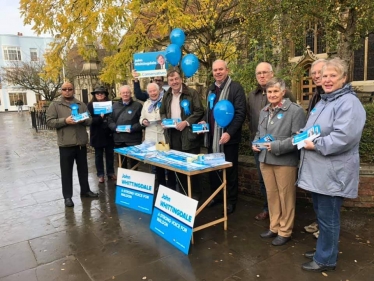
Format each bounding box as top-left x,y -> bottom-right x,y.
30,106 -> 53,132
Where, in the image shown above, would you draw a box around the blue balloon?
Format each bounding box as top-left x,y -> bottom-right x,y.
170,28 -> 185,47
165,44 -> 181,66
181,54 -> 199,78
213,100 -> 234,128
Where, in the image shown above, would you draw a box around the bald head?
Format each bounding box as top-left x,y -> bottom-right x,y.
61,82 -> 74,100
255,62 -> 274,87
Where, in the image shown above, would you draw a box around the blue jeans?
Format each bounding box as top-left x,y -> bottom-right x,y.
94,144 -> 115,177
254,152 -> 268,212
312,192 -> 344,267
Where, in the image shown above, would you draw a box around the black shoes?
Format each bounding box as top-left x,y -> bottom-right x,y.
260,230 -> 277,238
80,191 -> 99,198
272,235 -> 291,246
226,203 -> 236,215
304,251 -> 315,259
207,198 -> 222,207
65,198 -> 74,207
302,261 -> 336,272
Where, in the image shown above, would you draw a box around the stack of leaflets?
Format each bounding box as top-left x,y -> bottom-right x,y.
117,125 -> 131,132
293,125 -> 321,149
252,134 -> 274,150
192,123 -> 210,133
93,101 -> 113,114
162,118 -> 181,128
72,112 -> 90,122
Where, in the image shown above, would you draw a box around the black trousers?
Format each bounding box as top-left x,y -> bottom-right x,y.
208,143 -> 239,205
167,129 -> 201,194
59,146 -> 90,199
115,142 -> 139,169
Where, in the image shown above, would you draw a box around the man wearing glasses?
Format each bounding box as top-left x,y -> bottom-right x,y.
46,82 -> 99,208
131,70 -> 165,101
247,62 -> 295,221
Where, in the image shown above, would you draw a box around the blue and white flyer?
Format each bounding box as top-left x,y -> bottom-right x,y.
192,123 -> 210,133
162,118 -> 181,128
72,112 -> 90,122
117,125 -> 131,132
293,125 -> 321,149
93,101 -> 112,115
133,51 -> 167,78
150,185 -> 198,254
252,134 -> 274,150
115,168 -> 155,214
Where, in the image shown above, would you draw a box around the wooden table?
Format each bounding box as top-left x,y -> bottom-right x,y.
116,152 -> 232,237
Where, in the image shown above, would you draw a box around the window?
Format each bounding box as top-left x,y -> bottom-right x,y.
9,92 -> 27,106
353,34 -> 374,81
3,46 -> 22,61
30,48 -> 38,61
294,23 -> 326,56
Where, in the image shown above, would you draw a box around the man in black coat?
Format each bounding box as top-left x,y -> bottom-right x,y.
205,60 -> 247,214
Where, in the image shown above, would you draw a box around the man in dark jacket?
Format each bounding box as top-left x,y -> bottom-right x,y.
205,60 -> 246,214
108,85 -> 143,168
46,82 -> 99,208
306,59 -> 327,118
160,69 -> 204,193
247,62 -> 296,220
131,70 -> 165,102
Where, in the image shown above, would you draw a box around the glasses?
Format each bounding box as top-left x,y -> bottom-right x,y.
255,71 -> 272,76
95,93 -> 105,95
311,71 -> 322,76
61,88 -> 73,91
154,79 -> 163,82
121,92 -> 131,95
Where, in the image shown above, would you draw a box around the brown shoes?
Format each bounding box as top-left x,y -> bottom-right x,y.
108,175 -> 117,181
255,211 -> 269,221
98,176 -> 105,183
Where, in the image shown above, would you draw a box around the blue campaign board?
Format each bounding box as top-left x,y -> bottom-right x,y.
150,185 -> 198,254
134,51 -> 167,78
115,168 -> 155,214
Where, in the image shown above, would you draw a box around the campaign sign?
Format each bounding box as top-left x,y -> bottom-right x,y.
293,124 -> 321,149
162,118 -> 181,128
150,185 -> 198,254
72,112 -> 90,122
117,125 -> 131,132
252,134 -> 275,150
192,123 -> 210,133
134,51 -> 167,78
93,101 -> 112,114
115,168 -> 155,214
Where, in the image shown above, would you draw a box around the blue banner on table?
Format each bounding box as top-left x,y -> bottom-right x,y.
115,168 -> 155,214
150,185 -> 198,254
93,101 -> 112,114
134,51 -> 167,78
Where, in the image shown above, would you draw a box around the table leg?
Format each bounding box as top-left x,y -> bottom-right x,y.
118,154 -> 122,168
223,168 -> 227,230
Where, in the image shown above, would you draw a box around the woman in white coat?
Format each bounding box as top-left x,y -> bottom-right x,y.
140,82 -> 166,186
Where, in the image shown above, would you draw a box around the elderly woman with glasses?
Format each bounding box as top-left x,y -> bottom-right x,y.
87,86 -> 116,183
139,82 -> 166,186
297,58 -> 366,272
252,77 -> 306,246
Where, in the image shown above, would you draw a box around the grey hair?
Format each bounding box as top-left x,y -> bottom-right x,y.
266,77 -> 286,91
119,85 -> 132,93
311,59 -> 327,69
146,82 -> 160,92
322,58 -> 348,78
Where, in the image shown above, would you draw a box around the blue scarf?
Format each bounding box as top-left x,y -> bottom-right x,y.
148,94 -> 163,113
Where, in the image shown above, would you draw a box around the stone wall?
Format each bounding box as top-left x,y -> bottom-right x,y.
238,156 -> 374,208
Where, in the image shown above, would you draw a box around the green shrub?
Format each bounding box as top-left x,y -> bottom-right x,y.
360,103 -> 374,163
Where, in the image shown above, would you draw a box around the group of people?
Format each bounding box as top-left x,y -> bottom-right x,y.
46,57 -> 365,273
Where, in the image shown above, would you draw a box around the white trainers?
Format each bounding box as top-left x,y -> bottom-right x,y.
313,230 -> 319,239
304,222 -> 319,233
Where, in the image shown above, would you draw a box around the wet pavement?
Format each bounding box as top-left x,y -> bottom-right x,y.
0,112 -> 373,281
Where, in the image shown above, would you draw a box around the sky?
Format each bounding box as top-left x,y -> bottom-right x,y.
0,0 -> 51,37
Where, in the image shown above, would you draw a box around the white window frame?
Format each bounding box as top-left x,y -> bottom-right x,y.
3,46 -> 22,61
